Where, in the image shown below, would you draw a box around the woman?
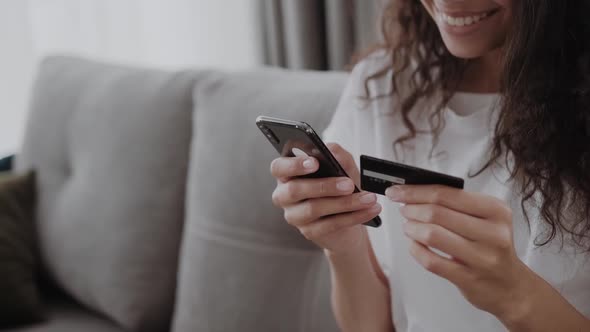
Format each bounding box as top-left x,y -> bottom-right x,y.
270,0 -> 590,331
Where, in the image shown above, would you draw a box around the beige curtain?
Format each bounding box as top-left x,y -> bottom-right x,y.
262,0 -> 383,71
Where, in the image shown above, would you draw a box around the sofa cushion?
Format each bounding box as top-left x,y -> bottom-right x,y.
0,155 -> 14,171
17,56 -> 199,331
172,68 -> 347,332
0,171 -> 44,328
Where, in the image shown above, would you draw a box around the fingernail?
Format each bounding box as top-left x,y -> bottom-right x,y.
359,192 -> 377,204
398,203 -> 408,213
368,203 -> 381,213
337,179 -> 354,192
385,186 -> 403,201
303,158 -> 315,170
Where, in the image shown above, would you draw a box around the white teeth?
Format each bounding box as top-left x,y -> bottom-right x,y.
439,11 -> 490,27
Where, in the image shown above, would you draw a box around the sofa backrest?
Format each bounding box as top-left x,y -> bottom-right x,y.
18,56 -> 348,332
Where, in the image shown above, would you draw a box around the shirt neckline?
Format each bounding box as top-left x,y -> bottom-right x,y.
447,91 -> 500,117
443,92 -> 501,136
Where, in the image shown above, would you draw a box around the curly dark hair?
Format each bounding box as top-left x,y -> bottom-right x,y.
363,0 -> 590,249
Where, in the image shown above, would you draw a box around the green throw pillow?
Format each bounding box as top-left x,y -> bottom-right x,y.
0,171 -> 44,327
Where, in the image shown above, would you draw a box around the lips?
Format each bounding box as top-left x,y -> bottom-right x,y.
431,1 -> 502,36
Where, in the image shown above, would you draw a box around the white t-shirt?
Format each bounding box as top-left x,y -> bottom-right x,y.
322,52 -> 590,332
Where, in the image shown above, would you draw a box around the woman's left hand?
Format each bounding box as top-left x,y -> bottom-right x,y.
385,184 -> 536,324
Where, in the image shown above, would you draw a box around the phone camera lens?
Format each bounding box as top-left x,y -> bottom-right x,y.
260,126 -> 279,144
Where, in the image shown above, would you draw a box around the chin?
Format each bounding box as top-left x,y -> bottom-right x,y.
446,47 -> 484,59
442,38 -> 492,59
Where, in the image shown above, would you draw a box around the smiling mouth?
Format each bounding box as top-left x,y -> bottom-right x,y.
436,8 -> 500,27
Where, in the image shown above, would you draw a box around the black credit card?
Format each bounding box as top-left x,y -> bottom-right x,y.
360,155 -> 464,195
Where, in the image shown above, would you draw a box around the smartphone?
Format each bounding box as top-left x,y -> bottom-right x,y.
256,115 -> 381,228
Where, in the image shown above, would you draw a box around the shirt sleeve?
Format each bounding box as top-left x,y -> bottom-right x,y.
321,63 -> 365,157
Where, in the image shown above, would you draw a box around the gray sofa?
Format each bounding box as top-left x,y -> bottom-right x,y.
8,56 -> 348,332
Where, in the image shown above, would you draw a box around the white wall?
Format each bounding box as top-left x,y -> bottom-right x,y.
0,0 -> 35,156
0,0 -> 264,156
138,0 -> 264,69
28,0 -> 264,69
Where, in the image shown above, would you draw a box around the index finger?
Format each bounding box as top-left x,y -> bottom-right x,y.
270,156 -> 319,180
386,185 -> 511,220
325,143 -> 360,186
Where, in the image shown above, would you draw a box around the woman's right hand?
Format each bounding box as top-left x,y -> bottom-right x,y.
270,143 -> 382,254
